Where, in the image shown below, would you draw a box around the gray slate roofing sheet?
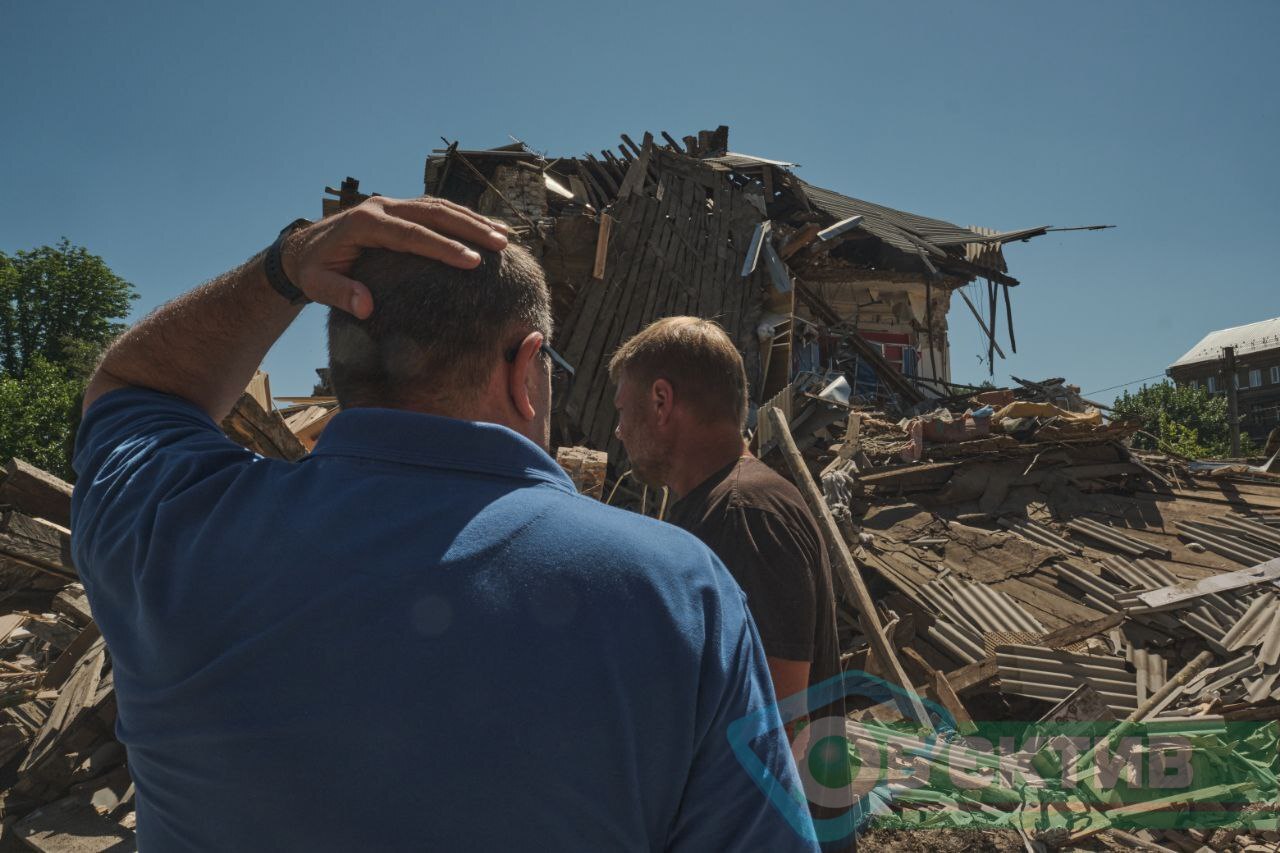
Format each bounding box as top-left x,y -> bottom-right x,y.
798,180 -> 991,255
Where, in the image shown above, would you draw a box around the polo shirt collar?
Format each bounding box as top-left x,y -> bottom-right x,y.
309,407 -> 576,493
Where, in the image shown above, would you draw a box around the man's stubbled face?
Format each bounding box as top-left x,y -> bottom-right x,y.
613,375 -> 670,489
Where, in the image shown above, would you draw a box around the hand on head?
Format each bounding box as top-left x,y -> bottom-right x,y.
281,196 -> 510,319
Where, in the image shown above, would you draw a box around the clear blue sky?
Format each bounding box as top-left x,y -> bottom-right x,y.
3,0 -> 1277,403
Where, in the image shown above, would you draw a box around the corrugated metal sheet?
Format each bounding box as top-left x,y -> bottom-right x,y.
1101,556 -> 1179,590
1220,515 -> 1280,550
998,517 -> 1082,555
963,225 -> 1009,274
1065,517 -> 1170,559
1175,520 -> 1280,566
1126,645 -> 1168,705
1244,665 -> 1280,703
1224,593 -> 1276,653
1259,612 -> 1280,666
994,645 -> 1138,714
1105,555 -> 1251,636
1185,653 -> 1258,703
1056,564 -> 1127,613
1183,520 -> 1280,560
919,575 -> 1046,636
1222,591 -> 1279,652
925,619 -> 985,664
939,576 -> 1046,634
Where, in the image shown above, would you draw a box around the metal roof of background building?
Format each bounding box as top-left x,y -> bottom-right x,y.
1169,316 -> 1280,368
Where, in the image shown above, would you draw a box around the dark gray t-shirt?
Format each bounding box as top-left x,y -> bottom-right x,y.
669,455 -> 843,700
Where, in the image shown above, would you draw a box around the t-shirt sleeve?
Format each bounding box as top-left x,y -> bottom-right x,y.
71,387 -> 257,593
714,507 -> 818,661
665,570 -> 820,853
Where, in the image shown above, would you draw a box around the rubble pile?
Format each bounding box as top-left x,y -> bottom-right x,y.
766,371 -> 1280,848
0,459 -> 135,851
2,366 -> 1277,849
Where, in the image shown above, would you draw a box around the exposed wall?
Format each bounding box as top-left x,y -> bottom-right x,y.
476,165 -> 548,222
798,278 -> 953,383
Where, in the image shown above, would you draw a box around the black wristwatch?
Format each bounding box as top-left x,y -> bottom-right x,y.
263,218 -> 313,305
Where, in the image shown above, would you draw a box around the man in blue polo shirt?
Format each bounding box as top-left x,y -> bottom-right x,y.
71,196 -> 818,851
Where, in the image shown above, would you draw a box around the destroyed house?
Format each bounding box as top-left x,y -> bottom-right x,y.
1167,317 -> 1280,442
324,126 -> 1104,460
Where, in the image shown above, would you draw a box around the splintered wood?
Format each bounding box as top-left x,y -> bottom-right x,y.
0,457 -> 136,849
220,392 -> 306,461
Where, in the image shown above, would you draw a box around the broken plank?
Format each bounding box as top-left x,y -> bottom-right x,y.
0,459 -> 73,527
591,213 -> 613,280
858,462 -> 958,486
778,224 -> 821,259
52,585 -> 93,628
220,394 -> 306,462
0,510 -> 76,579
1136,556 -> 1280,610
20,638 -> 106,776
42,622 -> 102,691
932,667 -> 977,734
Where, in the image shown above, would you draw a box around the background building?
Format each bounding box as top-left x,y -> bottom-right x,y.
1167,317 -> 1280,442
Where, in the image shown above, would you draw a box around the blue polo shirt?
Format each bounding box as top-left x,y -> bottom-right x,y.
71,388 -> 818,852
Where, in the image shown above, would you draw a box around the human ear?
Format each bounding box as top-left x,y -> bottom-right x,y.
507,331 -> 543,422
651,378 -> 675,427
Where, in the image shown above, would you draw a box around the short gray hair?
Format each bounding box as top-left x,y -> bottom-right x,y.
327,243 -> 551,410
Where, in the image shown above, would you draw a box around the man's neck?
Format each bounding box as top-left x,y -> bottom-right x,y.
667,430 -> 749,500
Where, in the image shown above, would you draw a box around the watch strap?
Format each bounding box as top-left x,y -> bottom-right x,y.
264,218 -> 313,306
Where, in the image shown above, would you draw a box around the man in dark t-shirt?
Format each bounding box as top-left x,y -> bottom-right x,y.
609,317 -> 844,715
666,456 -> 844,709
610,318 -> 857,850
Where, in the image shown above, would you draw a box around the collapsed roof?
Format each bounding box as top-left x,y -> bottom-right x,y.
419,125 -> 1091,288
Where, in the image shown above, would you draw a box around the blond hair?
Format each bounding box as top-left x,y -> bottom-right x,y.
609,316 -> 747,428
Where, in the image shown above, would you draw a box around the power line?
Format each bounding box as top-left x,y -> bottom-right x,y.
1085,372 -> 1168,397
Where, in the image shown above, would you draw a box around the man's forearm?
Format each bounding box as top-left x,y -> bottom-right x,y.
84,252 -> 300,421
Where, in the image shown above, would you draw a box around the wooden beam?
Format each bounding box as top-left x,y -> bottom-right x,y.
932,667 -> 977,734
619,133 -> 644,159
592,213 -> 613,280
0,459 -> 72,527
1136,557 -> 1280,610
779,224 -> 821,259
956,287 -> 1007,360
221,394 -> 307,462
0,510 -> 76,579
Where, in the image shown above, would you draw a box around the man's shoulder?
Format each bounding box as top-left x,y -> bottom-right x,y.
539,487 -> 722,566
720,457 -> 810,517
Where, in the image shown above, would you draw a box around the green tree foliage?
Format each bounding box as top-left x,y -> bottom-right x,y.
0,240 -> 137,480
0,239 -> 136,379
0,357 -> 83,479
1112,380 -> 1253,458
